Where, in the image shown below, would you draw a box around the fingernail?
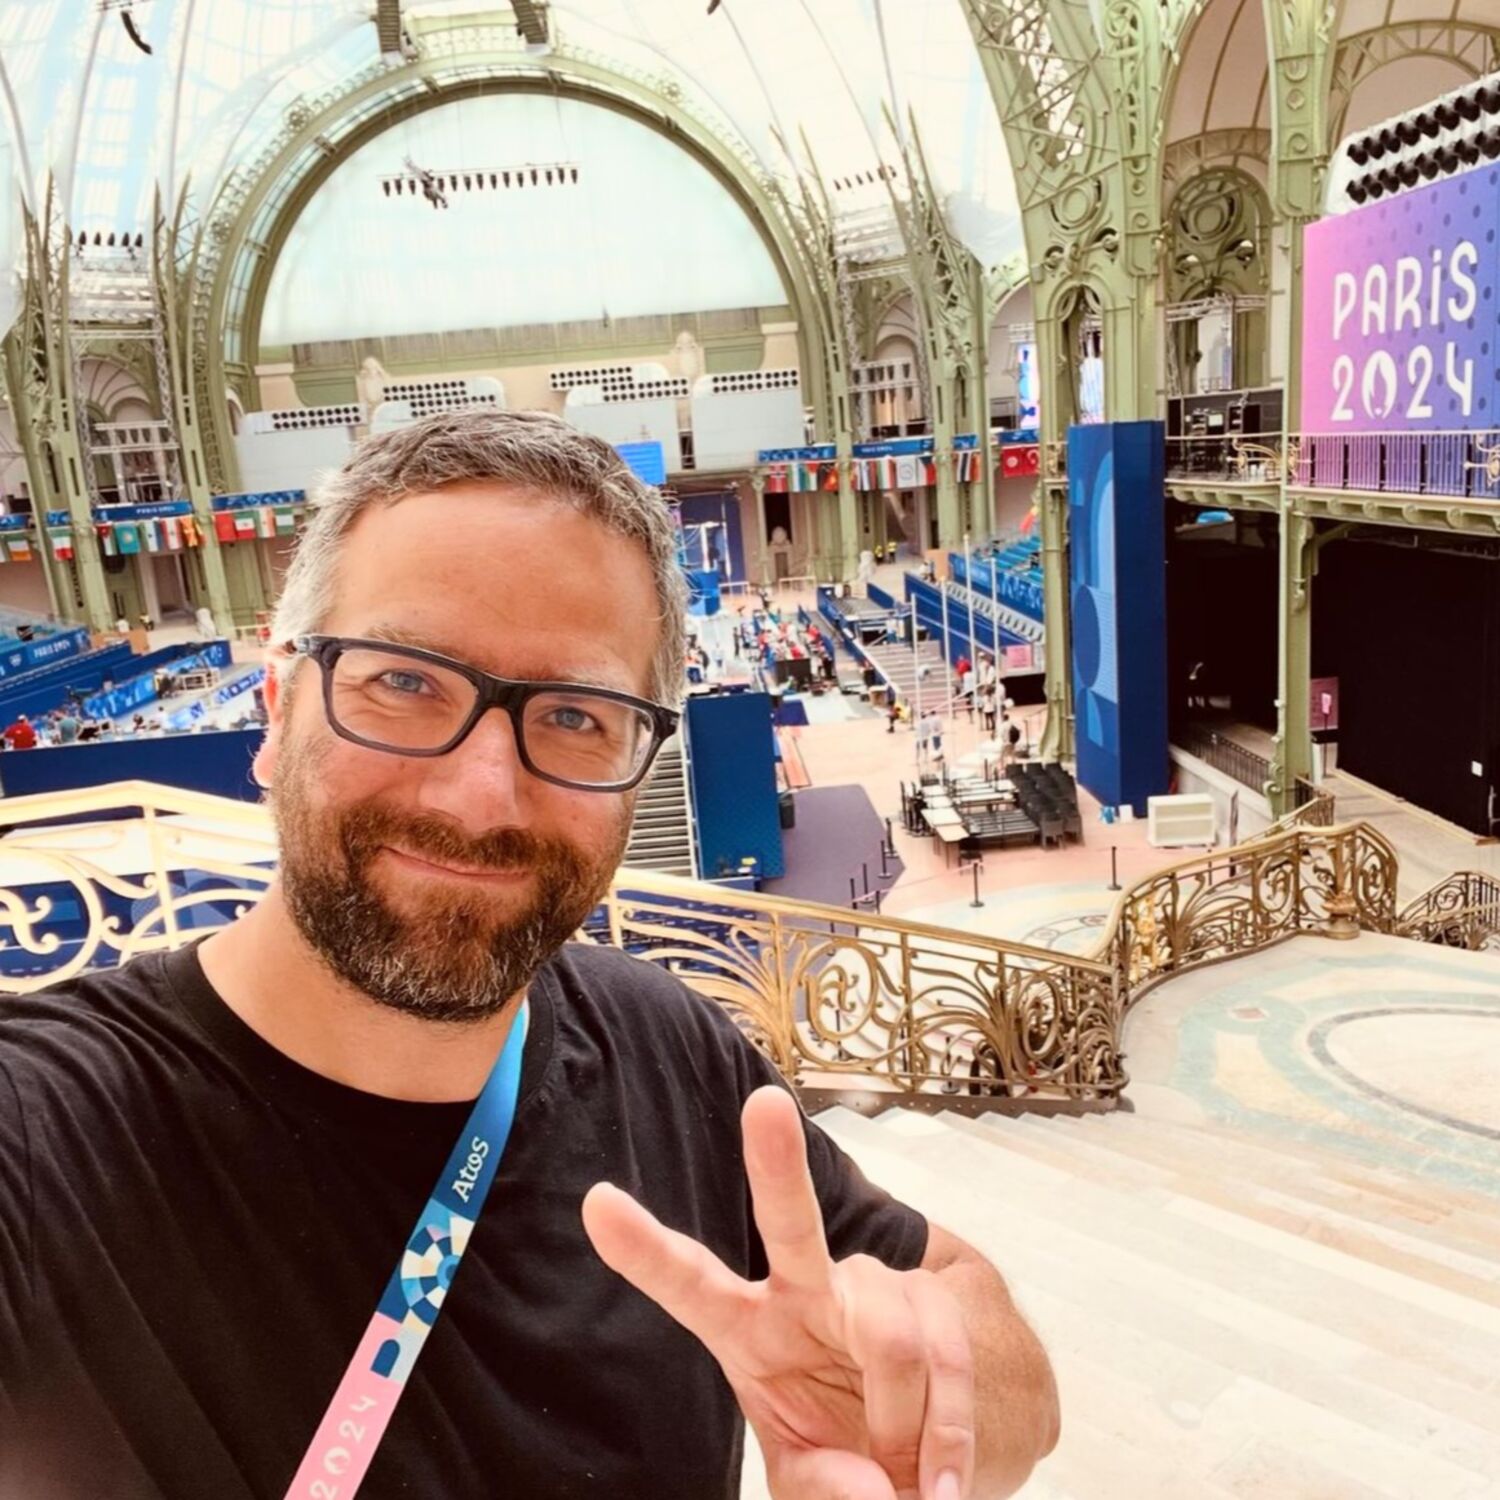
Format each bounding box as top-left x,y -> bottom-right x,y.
934,1470 -> 962,1500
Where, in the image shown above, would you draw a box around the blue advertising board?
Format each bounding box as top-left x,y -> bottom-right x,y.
1068,421 -> 1169,816
616,442 -> 666,486
0,626 -> 92,683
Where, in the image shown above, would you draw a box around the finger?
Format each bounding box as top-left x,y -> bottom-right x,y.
581,1182 -> 750,1353
742,1086 -> 834,1292
766,1442 -> 899,1500
841,1257 -> 929,1494
907,1273 -> 975,1500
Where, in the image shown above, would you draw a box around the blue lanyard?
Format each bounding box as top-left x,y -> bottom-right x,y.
285,1000 -> 530,1499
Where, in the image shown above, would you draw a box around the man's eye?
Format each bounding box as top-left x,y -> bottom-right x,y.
377,670 -> 432,696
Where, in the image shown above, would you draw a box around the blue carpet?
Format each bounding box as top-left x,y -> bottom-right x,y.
762,784 -> 903,910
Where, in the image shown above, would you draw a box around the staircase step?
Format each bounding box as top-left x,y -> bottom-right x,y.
1008,1112 -> 1500,1299
816,1110 -> 1500,1494
811,1108 -> 1500,1495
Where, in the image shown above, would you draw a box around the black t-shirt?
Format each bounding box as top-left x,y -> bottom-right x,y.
0,941 -> 927,1499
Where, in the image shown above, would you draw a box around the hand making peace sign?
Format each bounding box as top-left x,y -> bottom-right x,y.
582,1085 -> 975,1500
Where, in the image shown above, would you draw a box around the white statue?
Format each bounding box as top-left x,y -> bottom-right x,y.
770,525 -> 790,546
671,331 -> 703,385
356,356 -> 390,412
856,549 -> 877,586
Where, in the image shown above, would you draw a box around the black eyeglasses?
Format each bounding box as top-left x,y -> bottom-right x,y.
288,635 -> 680,793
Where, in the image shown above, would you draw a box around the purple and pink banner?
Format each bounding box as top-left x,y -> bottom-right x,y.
1301,164 -> 1500,434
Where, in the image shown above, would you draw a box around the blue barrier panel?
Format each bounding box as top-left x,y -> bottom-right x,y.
0,625 -> 92,683
0,643 -> 137,721
865,582 -> 896,611
1068,420 -> 1168,816
0,726 -> 264,803
903,575 -> 1025,664
685,692 -> 784,879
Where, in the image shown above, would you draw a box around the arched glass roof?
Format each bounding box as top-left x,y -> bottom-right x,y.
260,92 -> 787,344
1,0 -> 1022,323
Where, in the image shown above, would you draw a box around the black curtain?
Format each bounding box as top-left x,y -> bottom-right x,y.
1166,525 -> 1279,732
1313,539 -> 1500,836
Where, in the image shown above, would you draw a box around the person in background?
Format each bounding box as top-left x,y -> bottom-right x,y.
56,709 -> 81,745
979,680 -> 998,738
2,714 -> 38,751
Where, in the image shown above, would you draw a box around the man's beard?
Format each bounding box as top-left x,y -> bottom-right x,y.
271,736 -> 630,1022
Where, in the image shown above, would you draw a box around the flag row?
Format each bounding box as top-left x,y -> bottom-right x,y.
763,446 -> 1036,494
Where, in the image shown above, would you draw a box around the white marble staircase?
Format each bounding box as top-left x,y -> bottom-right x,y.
741,1100 -> 1500,1499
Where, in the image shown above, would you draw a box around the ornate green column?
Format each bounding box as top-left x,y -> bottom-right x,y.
156,197 -> 236,630
8,204 -> 113,630
963,0 -> 1170,760
1263,0 -> 1336,814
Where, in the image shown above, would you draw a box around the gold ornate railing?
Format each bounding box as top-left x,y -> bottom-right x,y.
0,782 -> 1483,1109
1396,872 -> 1500,952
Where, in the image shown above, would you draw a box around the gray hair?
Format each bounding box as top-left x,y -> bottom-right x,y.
270,408 -> 688,706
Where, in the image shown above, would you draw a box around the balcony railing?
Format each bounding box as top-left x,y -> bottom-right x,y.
0,781 -> 1485,1110
1293,429 -> 1500,501
1166,432 -> 1291,484
1175,723 -> 1272,794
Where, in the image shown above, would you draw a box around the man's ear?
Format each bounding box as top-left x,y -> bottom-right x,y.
251,655 -> 290,790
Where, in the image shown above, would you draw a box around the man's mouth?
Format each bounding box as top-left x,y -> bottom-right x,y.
382,846 -> 530,883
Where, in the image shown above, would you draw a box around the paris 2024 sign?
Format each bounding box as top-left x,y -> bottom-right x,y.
1301,164 -> 1500,434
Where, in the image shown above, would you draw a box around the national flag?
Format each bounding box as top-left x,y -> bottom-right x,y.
765,464 -> 788,495
274,506 -> 298,536
214,512 -> 239,543
822,461 -> 841,493
143,519 -> 161,553
233,512 -> 258,541
98,523 -> 118,557
257,507 -> 277,540
179,514 -> 201,547
5,536 -> 33,563
955,450 -> 980,484
50,529 -> 74,562
164,517 -> 182,550
921,457 -> 937,487
115,523 -> 142,555
894,454 -> 921,489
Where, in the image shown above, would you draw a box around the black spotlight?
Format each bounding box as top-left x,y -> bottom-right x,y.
1347,138 -> 1370,165
1436,145 -> 1459,173
1457,91 -> 1482,122
1378,126 -> 1402,155
1480,128 -> 1500,160
489,172 -> 497,187
1458,136 -> 1481,165
502,171 -> 510,187
1366,176 -> 1386,199
1478,83 -> 1500,115
1436,101 -> 1461,131
1378,166 -> 1402,194
569,166 -> 578,183
1415,109 -> 1441,138
1416,151 -> 1440,179
1366,132 -> 1387,160
382,180 -> 391,196
1347,179 -> 1369,204
1398,158 -> 1420,187
530,167 -> 538,185
1397,117 -> 1421,146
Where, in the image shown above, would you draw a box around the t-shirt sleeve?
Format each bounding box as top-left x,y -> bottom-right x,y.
728,1017 -> 929,1275
0,1052 -> 35,1397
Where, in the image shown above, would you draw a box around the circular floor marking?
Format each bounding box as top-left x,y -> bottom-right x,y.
1307,1007 -> 1500,1140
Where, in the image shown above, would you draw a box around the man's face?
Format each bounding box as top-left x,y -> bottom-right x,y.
255,481 -> 662,1023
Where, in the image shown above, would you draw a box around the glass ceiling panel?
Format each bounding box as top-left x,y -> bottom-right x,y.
261,92 -> 786,345
1,0 -> 1024,340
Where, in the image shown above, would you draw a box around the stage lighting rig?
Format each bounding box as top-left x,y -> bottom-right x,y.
378,159 -> 580,205
1337,69 -> 1500,208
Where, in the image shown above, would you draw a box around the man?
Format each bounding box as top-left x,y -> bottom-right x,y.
1,712 -> 37,750
0,411 -> 1057,1500
56,708 -> 80,745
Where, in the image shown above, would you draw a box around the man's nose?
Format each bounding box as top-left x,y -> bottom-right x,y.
411,704 -> 531,831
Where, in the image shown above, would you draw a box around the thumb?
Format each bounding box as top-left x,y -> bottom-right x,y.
766,1444 -> 900,1500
